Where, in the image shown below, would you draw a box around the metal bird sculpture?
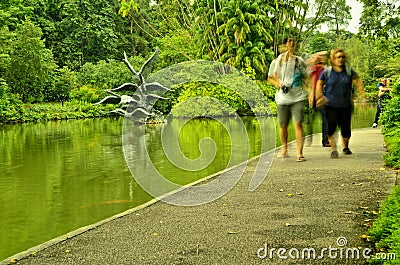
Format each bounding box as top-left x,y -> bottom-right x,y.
94,48 -> 173,124
109,83 -> 139,93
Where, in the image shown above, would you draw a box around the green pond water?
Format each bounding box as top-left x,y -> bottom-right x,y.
0,103 -> 377,260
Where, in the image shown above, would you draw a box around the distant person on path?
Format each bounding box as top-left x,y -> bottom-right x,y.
306,51 -> 330,147
315,49 -> 364,158
268,37 -> 310,162
372,77 -> 391,128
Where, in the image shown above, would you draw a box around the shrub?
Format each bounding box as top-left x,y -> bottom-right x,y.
368,184 -> 400,264
368,78 -> 400,264
171,96 -> 236,117
0,79 -> 24,122
43,66 -> 78,103
380,81 -> 400,169
69,85 -> 105,103
76,59 -> 137,90
382,128 -> 400,169
380,83 -> 400,130
170,82 -> 247,117
18,101 -> 116,122
256,80 -> 277,115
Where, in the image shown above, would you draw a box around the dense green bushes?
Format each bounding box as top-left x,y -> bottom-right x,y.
0,79 -> 24,123
380,82 -> 400,169
0,99 -> 116,124
368,184 -> 400,264
4,21 -> 58,103
76,59 -> 135,90
382,128 -> 400,170
171,82 -> 247,117
367,79 -> 400,264
69,86 -> 104,104
363,77 -> 381,101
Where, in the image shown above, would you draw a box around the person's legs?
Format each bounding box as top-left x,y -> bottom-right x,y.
325,106 -> 339,158
279,124 -> 289,156
320,107 -> 330,146
327,134 -> 336,149
373,101 -> 381,127
277,104 -> 290,156
291,101 -> 306,160
294,123 -> 304,158
342,137 -> 350,149
338,106 -> 352,154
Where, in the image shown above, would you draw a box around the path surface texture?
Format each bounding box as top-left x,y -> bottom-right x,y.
5,128 -> 397,265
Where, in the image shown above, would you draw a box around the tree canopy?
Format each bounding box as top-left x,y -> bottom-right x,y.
0,0 -> 399,104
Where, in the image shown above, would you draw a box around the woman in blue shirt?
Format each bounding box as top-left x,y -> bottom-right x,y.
315,49 -> 364,158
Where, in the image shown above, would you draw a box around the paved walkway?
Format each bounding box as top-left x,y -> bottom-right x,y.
4,128 -> 397,265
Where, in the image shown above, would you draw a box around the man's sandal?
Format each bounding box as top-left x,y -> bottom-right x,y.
297,156 -> 306,162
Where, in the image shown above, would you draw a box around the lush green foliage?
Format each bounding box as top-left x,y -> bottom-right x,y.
148,60 -> 271,117
76,59 -> 134,90
1,101 -> 116,123
0,0 -> 399,124
40,0 -> 120,70
367,79 -> 400,264
5,20 -> 57,103
46,67 -> 78,103
382,127 -> 400,170
69,86 -> 104,104
171,82 -> 245,117
256,80 -> 277,113
1,0 -> 398,106
368,184 -> 400,264
0,79 -> 24,123
0,0 -> 400,259
194,0 -> 275,79
380,82 -> 400,169
359,0 -> 400,39
156,28 -> 198,68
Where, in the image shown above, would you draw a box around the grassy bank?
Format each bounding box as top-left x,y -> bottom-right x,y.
367,84 -> 400,264
0,101 -> 115,124
366,129 -> 400,264
368,182 -> 400,264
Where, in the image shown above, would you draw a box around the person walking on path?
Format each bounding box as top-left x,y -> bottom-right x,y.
306,51 -> 330,147
372,77 -> 391,128
315,49 -> 365,158
268,37 -> 310,162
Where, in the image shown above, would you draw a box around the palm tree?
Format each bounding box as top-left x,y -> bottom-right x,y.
215,0 -> 274,77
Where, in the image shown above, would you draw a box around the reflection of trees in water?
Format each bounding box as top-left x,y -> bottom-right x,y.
0,117 -> 141,260
352,103 -> 376,128
122,116 -> 276,186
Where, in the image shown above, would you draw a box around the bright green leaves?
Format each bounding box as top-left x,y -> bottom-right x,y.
119,0 -> 139,18
196,0 -> 273,79
7,20 -> 56,102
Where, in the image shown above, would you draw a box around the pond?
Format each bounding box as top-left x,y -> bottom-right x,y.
0,103 -> 377,260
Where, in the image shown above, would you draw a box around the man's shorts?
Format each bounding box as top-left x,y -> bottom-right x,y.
277,100 -> 306,125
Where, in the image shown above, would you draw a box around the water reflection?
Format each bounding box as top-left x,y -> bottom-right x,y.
122,116 -> 276,205
0,118 -> 150,260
